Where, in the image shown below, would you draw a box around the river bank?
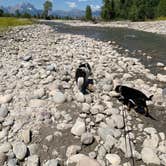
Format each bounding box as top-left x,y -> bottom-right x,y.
51,20 -> 166,35
0,24 -> 166,165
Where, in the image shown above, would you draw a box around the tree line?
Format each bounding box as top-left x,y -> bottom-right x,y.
99,0 -> 166,21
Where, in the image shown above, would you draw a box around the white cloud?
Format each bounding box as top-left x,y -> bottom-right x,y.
90,5 -> 101,11
78,0 -> 89,2
66,2 -> 77,8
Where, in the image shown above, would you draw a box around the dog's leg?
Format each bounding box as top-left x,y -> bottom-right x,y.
144,107 -> 149,117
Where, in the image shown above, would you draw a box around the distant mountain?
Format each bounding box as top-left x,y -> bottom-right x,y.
0,2 -> 100,17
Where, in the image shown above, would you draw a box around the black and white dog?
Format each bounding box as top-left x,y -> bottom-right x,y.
115,85 -> 153,117
75,63 -> 94,94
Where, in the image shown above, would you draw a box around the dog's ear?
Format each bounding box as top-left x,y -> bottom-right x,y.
115,85 -> 121,93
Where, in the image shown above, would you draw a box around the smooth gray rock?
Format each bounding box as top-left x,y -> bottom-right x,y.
43,159 -> 60,166
27,155 -> 39,166
13,142 -> 27,160
53,91 -> 66,104
0,105 -> 8,118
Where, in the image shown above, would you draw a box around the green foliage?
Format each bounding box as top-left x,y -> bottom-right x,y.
0,9 -> 4,17
157,0 -> 166,16
85,5 -> 92,20
43,0 -> 53,19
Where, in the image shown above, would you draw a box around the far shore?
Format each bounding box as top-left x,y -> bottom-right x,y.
48,20 -> 166,35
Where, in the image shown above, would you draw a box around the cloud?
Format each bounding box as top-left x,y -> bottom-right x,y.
78,0 -> 89,2
66,2 -> 77,8
90,5 -> 101,11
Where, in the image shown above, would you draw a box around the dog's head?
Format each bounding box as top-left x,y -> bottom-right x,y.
115,85 -> 122,93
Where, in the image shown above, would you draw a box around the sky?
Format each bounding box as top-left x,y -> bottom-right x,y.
0,0 -> 102,11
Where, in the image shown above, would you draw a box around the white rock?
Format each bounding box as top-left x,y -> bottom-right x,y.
108,114 -> 124,129
22,129 -> 31,144
157,62 -> 164,67
0,94 -> 13,104
157,74 -> 166,82
43,159 -> 60,166
141,147 -> 160,165
159,154 -> 166,166
106,154 -> 121,165
71,118 -> 86,136
53,91 -> 66,104
0,142 -> 11,153
33,88 -> 45,99
82,103 -> 90,113
75,93 -> 85,102
66,145 -> 81,157
81,133 -> 94,145
13,142 -> 27,160
143,134 -> 159,148
144,127 -> 157,135
27,155 -> 39,166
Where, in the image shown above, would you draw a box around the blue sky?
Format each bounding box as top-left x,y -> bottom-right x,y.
0,0 -> 102,11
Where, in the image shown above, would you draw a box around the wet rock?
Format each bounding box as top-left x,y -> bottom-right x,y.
141,147 -> 160,165
13,142 -> 27,160
71,118 -> 86,136
81,133 -> 94,145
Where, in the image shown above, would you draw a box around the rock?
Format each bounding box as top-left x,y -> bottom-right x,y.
157,74 -> 166,82
103,84 -> 112,92
0,128 -> 8,140
159,154 -> 166,166
107,114 -> 124,129
71,118 -> 86,136
45,135 -> 53,142
7,159 -> 18,166
22,129 -> 31,144
29,99 -> 47,108
0,142 -> 11,153
53,91 -> 66,104
158,141 -> 166,153
0,152 -> 7,165
0,105 -> 8,118
43,159 -> 60,166
13,142 -> 27,160
81,133 -> 94,145
66,145 -> 81,157
98,126 -> 121,141
89,152 -> 97,159
95,114 -> 105,123
105,154 -> 121,166
22,55 -> 32,61
141,147 -> 160,165
103,135 -> 117,153
82,103 -> 91,113
75,93 -> 85,103
143,134 -> 159,148
157,62 -> 164,67
33,88 -> 46,99
27,155 -> 39,166
144,127 -> 157,135
67,154 -> 100,166
28,144 -> 39,156
0,94 -> 13,104
46,64 -> 56,71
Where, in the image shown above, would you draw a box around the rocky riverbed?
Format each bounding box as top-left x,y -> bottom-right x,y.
0,23 -> 166,166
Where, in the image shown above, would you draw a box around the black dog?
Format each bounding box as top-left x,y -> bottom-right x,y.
75,63 -> 94,94
115,85 -> 153,117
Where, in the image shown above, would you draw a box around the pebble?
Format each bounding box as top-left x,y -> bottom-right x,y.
13,142 -> 27,160
27,155 -> 39,166
22,129 -> 31,144
43,159 -> 60,166
75,92 -> 85,103
81,133 -> 94,145
66,145 -> 81,157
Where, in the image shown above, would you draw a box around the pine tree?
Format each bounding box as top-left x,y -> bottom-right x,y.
0,9 -> 4,17
85,5 -> 92,20
101,0 -> 111,20
158,0 -> 166,17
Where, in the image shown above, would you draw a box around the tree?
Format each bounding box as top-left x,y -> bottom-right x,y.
0,9 -> 4,17
158,0 -> 166,17
85,5 -> 92,20
15,10 -> 21,17
43,0 -> 53,19
101,0 -> 112,20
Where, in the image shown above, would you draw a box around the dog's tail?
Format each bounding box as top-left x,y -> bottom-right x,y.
148,95 -> 153,100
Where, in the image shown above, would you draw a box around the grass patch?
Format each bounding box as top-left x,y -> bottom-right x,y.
155,16 -> 166,21
0,17 -> 34,32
